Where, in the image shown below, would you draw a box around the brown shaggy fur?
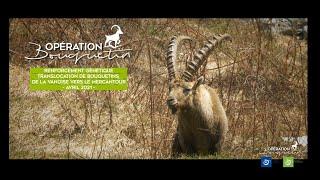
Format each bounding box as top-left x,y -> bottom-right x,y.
168,79 -> 228,157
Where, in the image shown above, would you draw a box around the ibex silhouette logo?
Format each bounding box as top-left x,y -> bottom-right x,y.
104,25 -> 123,49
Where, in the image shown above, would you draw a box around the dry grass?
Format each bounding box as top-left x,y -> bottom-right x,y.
9,18 -> 307,159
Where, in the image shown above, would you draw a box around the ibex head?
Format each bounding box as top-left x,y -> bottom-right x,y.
166,34 -> 232,114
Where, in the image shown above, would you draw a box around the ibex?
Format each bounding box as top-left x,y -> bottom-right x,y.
166,34 -> 231,157
104,25 -> 123,48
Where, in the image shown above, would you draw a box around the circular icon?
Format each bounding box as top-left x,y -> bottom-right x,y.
285,159 -> 292,166
263,159 -> 270,166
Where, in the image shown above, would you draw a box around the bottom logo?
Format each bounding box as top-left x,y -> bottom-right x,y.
261,156 -> 272,168
283,156 -> 294,168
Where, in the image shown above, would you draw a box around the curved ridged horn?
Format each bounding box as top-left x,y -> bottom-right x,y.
166,36 -> 193,82
182,34 -> 232,82
111,25 -> 121,30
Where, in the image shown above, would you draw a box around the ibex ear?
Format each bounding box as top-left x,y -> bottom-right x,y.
192,76 -> 204,91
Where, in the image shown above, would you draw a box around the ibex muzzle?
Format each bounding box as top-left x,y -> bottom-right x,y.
166,34 -> 231,157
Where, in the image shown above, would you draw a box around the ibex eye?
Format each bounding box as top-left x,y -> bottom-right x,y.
183,88 -> 191,94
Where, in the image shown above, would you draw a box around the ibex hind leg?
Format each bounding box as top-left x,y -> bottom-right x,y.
208,133 -> 224,155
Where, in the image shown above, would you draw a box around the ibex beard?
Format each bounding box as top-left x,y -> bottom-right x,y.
166,35 -> 230,157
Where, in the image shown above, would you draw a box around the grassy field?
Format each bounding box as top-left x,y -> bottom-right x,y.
9,18 -> 307,159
